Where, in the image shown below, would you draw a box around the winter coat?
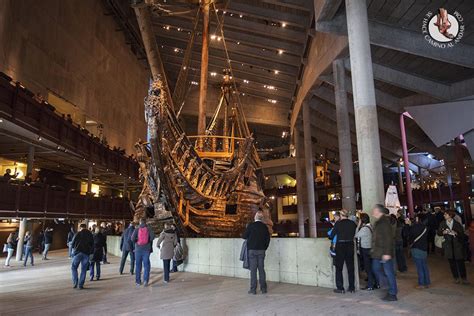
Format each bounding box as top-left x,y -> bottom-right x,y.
240,240 -> 250,270
120,225 -> 135,252
90,232 -> 106,262
437,220 -> 465,260
371,215 -> 394,260
157,229 -> 177,260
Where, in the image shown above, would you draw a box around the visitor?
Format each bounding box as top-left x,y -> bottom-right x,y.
131,218 -> 155,287
4,233 -> 16,267
42,227 -> 53,260
119,221 -> 135,275
170,224 -> 183,273
405,214 -> 430,289
394,213 -> 407,272
71,223 -> 94,289
328,212 -> 341,263
371,204 -> 398,302
426,210 -> 438,254
3,168 -> 18,181
101,223 -> 110,264
67,226 -> 75,259
243,210 -> 271,295
355,213 -> 378,290
157,223 -> 177,283
437,210 -> 469,284
23,231 -> 34,267
329,209 -> 357,294
90,227 -> 105,281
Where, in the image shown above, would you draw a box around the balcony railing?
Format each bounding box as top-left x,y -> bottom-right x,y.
0,182 -> 132,220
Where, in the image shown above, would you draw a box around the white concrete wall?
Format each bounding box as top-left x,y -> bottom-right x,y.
107,236 -> 359,289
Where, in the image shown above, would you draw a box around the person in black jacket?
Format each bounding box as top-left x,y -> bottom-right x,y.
243,211 -> 270,295
406,214 -> 431,289
90,227 -> 106,281
119,222 -> 135,275
329,209 -> 357,294
71,223 -> 94,289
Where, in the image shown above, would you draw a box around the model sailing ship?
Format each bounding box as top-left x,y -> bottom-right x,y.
130,0 -> 271,237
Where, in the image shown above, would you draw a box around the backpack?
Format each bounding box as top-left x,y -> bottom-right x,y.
137,227 -> 149,246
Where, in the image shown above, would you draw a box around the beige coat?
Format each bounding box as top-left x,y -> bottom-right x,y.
157,230 -> 177,260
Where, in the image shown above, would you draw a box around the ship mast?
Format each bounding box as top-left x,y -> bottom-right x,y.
197,0 -> 212,149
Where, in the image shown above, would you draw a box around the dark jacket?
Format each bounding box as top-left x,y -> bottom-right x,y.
71,229 -> 94,256
120,225 -> 135,252
243,221 -> 270,250
329,219 -> 356,243
408,222 -> 428,251
44,230 -> 53,244
90,232 -> 106,262
371,215 -> 394,260
437,220 -> 465,260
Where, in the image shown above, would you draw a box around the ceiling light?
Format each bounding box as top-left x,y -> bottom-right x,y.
210,34 -> 216,40
177,28 -> 181,31
191,81 -> 199,85
239,14 -> 243,18
278,49 -> 283,55
237,42 -> 240,45
210,72 -> 217,76
243,79 -> 249,84
267,99 -> 277,104
223,11 -> 227,14
0,119 -> 3,123
242,93 -> 245,96
274,70 -> 279,74
38,136 -> 42,141
217,36 -> 222,41
165,26 -> 170,30
282,22 -> 287,27
174,48 -> 179,53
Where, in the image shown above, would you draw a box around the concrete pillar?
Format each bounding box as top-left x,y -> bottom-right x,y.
26,146 -> 35,175
87,165 -> 93,194
294,127 -> 305,237
333,59 -> 356,214
345,0 -> 385,216
15,218 -> 27,261
400,113 -> 414,217
302,101 -> 317,237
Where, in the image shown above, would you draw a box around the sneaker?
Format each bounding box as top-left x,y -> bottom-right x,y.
96,276 -> 100,281
78,286 -> 84,290
144,282 -> 149,287
136,283 -> 142,288
333,289 -> 345,294
163,280 -> 169,284
248,290 -> 256,295
361,287 -> 374,291
347,289 -> 356,293
73,284 -> 78,289
415,285 -> 426,290
382,294 -> 398,301
261,288 -> 267,294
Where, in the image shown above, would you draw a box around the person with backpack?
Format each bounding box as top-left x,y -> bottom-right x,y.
356,213 -> 378,291
170,224 -> 183,273
329,209 -> 357,294
157,223 -> 178,283
119,221 -> 135,275
131,218 -> 155,287
405,213 -> 431,289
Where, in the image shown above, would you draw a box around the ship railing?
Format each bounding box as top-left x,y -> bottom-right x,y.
187,135 -> 246,159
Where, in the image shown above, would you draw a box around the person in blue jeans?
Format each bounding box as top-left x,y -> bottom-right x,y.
131,218 -> 155,287
67,227 -> 75,259
406,214 -> 431,289
371,204 -> 398,301
23,231 -> 34,266
71,224 -> 94,289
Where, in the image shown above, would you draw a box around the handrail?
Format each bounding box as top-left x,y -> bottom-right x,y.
187,135 -> 246,141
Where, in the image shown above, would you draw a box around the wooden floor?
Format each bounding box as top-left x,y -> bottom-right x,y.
1,250 -> 473,316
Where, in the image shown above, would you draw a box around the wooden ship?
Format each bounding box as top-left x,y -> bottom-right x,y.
130,1 -> 271,237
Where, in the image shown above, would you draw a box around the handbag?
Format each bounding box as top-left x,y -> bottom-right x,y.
2,244 -> 7,253
434,234 -> 445,248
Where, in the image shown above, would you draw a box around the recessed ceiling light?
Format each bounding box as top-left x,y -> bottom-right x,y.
282,22 -> 287,27
274,70 -> 279,74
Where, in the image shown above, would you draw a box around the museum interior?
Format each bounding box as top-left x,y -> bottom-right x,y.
0,0 -> 473,315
